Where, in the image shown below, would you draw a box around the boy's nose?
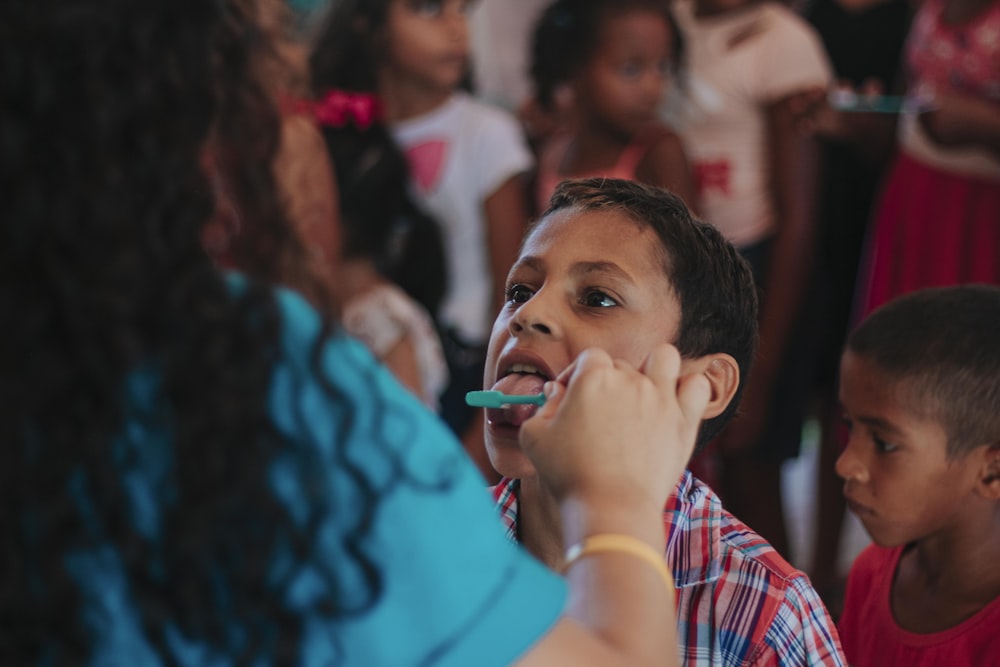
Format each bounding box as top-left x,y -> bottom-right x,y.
509,293 -> 557,337
509,309 -> 553,336
510,318 -> 552,336
834,440 -> 867,483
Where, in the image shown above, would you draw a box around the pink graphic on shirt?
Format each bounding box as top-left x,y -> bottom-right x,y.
405,140 -> 449,195
695,159 -> 732,196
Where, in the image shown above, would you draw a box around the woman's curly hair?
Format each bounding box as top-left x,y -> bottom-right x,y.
0,0 -> 379,663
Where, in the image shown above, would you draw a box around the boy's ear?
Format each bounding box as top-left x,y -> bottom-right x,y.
976,443 -> 1000,501
681,353 -> 739,420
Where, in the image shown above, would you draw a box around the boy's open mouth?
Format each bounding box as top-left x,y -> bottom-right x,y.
488,362 -> 552,427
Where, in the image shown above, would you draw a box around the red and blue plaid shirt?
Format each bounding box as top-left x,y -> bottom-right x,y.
493,471 -> 847,666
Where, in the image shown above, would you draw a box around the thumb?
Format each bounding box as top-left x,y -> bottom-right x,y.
671,374 -> 712,466
532,379 -> 565,420
677,374 -> 712,448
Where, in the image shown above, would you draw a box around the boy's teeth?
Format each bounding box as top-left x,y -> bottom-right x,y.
509,363 -> 541,375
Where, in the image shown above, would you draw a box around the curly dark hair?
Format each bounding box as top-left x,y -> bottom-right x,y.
530,0 -> 684,112
0,0 -> 380,663
544,178 -> 759,451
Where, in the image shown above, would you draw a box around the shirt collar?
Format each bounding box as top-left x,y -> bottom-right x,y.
490,471 -> 722,588
664,470 -> 723,588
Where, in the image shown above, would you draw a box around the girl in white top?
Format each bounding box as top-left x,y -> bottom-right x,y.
311,0 -> 533,478
305,85 -> 451,411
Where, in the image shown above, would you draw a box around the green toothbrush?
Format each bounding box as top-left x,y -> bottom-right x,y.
828,91 -> 937,114
465,390 -> 547,408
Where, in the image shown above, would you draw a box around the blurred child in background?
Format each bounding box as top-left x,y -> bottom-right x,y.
306,88 -> 450,410
528,0 -> 695,215
853,0 -> 1000,319
663,0 -> 832,559
311,0 -> 533,480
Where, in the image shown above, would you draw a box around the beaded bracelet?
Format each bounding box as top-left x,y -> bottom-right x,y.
563,534 -> 675,594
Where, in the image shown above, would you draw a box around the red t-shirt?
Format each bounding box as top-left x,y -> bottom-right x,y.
839,544 -> 1000,666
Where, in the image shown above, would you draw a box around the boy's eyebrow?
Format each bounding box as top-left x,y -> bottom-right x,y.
854,415 -> 905,437
570,261 -> 634,281
511,257 -> 637,282
512,256 -> 544,273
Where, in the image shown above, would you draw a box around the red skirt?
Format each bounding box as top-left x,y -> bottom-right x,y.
855,152 -> 1000,321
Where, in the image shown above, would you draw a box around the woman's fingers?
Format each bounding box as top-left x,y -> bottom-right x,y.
521,344 -> 706,506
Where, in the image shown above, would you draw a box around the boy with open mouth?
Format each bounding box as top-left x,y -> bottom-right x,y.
481,178 -> 846,666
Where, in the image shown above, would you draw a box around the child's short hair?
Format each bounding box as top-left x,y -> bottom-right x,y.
543,178 -> 758,447
530,0 -> 684,112
846,285 -> 1000,458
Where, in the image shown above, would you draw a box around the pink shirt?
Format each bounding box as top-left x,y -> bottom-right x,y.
535,133 -> 651,214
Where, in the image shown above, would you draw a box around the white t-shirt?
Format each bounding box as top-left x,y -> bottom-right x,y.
342,283 -> 449,411
664,0 -> 832,247
392,92 -> 533,343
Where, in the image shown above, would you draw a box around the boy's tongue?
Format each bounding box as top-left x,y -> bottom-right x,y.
489,373 -> 547,427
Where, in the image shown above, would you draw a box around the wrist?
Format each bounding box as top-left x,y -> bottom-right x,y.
563,534 -> 676,594
558,492 -> 667,554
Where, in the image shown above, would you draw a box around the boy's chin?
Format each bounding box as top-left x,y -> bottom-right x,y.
856,521 -> 909,550
485,438 -> 536,481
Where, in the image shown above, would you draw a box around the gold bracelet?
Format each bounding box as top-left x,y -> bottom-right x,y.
563,534 -> 675,594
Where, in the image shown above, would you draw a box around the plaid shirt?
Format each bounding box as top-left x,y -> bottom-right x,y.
493,472 -> 847,666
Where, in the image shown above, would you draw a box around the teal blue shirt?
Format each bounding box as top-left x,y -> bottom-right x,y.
68,285 -> 566,666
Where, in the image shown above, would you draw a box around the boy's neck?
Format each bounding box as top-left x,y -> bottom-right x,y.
892,504 -> 1000,633
519,476 -> 569,570
377,71 -> 453,123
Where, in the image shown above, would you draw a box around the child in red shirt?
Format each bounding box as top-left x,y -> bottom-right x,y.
837,285 -> 1000,665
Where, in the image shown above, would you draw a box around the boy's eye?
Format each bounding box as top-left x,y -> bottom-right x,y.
873,436 -> 898,454
506,284 -> 534,304
581,289 -> 618,308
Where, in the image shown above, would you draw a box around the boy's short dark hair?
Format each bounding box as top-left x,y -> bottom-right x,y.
846,284 -> 1000,458
543,178 -> 759,449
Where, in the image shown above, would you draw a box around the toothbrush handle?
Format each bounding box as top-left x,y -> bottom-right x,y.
465,390 -> 546,408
